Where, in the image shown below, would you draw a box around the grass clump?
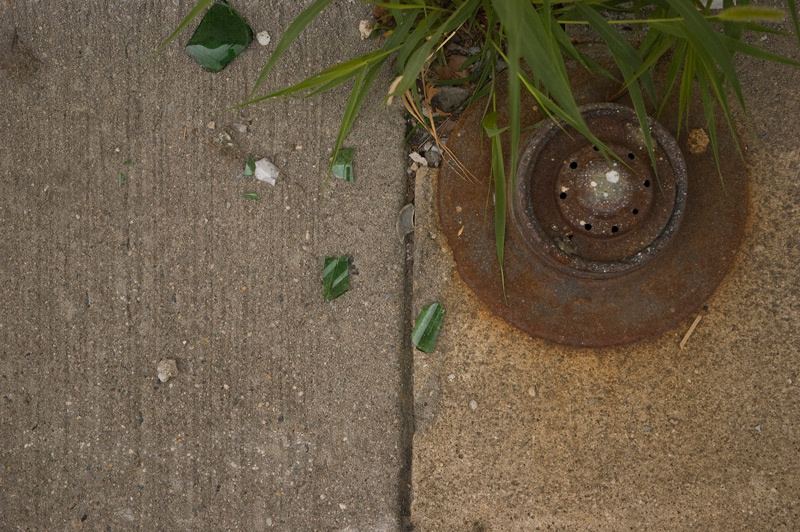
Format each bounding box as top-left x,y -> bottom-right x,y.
156,0 -> 800,288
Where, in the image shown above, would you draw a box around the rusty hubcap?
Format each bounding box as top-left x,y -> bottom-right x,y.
437,49 -> 748,347
514,103 -> 687,278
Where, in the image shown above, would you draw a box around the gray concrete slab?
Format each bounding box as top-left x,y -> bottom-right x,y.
410,24 -> 800,532
1,1 -> 409,530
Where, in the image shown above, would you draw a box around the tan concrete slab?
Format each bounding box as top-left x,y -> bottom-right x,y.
410,30 -> 800,532
0,2 -> 409,530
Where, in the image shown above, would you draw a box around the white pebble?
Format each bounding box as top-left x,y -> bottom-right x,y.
469,400 -> 478,411
409,151 -> 428,167
256,31 -> 271,46
605,170 -> 620,183
358,20 -> 374,40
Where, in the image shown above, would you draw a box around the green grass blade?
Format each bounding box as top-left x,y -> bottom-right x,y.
396,9 -> 439,70
657,40 -> 687,118
574,3 -> 657,104
482,111 -> 507,301
326,59 -> 386,180
695,68 -> 724,184
392,0 -> 481,99
665,0 -> 745,112
492,1 -> 591,146
677,47 -> 696,137
715,5 -> 786,22
249,0 -> 336,98
505,23 -> 521,217
367,1 -> 446,11
151,0 -> 214,58
575,3 -> 658,180
616,34 -> 676,97
788,0 -> 800,46
231,47 -> 399,108
698,60 -> 744,160
722,35 -> 800,66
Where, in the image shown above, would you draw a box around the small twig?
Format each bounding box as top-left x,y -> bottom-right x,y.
183,125 -> 187,141
679,314 -> 703,350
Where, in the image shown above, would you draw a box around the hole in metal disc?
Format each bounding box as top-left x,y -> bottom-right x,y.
628,152 -> 635,159
559,192 -> 567,200
644,179 -> 651,187
584,223 -> 592,231
632,208 -> 639,214
612,226 -> 619,233
569,161 -> 578,169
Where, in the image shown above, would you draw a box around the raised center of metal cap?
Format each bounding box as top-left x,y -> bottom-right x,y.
572,159 -> 633,216
513,103 -> 688,278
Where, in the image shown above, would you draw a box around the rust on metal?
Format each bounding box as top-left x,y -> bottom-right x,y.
514,103 -> 688,278
437,47 -> 748,347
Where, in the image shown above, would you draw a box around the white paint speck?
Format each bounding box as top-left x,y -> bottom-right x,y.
606,170 -> 620,183
590,181 -> 597,187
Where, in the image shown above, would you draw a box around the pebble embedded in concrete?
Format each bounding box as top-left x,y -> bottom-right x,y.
469,400 -> 478,411
256,31 -> 271,46
157,359 -> 178,382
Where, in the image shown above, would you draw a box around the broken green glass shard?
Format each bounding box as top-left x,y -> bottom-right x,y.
185,1 -> 253,73
411,302 -> 444,353
322,255 -> 350,301
242,192 -> 259,200
331,148 -> 355,183
244,155 -> 255,176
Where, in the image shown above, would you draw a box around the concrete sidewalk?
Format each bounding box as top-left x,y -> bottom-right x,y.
410,22 -> 800,532
2,1 -> 799,532
1,1 -> 410,530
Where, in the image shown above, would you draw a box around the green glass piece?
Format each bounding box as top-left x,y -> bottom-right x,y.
331,148 -> 355,183
242,192 -> 259,201
185,2 -> 253,73
244,155 -> 255,176
322,255 -> 350,301
411,302 -> 445,353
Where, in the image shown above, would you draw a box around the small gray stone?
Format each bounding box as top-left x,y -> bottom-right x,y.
431,86 -> 471,114
157,359 -> 178,383
425,148 -> 442,168
232,123 -> 247,134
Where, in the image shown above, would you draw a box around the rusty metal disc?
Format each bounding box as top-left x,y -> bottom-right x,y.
438,48 -> 748,347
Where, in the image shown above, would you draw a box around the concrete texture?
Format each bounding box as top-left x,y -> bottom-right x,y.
410,16 -> 800,532
3,1 -> 800,531
0,1 -> 410,530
